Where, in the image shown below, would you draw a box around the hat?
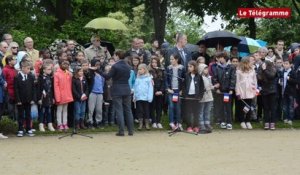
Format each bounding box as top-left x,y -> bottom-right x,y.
91,58 -> 100,67
198,63 -> 208,74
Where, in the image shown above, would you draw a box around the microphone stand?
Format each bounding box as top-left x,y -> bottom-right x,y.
59,102 -> 93,139
156,67 -> 198,136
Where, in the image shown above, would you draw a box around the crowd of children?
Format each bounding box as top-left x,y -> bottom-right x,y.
0,34 -> 300,139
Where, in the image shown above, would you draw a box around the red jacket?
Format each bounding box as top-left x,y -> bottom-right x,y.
2,65 -> 17,100
54,68 -> 73,105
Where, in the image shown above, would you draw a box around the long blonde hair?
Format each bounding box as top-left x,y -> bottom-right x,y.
238,57 -> 252,73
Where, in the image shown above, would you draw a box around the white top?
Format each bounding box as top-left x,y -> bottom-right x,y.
188,74 -> 196,95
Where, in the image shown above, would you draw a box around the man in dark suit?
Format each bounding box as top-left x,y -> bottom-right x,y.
192,43 -> 211,65
165,33 -> 192,69
100,50 -> 134,136
165,33 -> 192,127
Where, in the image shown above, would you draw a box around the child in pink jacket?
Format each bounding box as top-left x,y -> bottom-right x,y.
54,59 -> 73,131
235,57 -> 257,130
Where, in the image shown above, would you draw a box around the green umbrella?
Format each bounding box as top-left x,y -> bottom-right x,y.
84,17 -> 128,30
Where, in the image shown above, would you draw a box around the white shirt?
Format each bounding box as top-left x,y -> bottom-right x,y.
188,74 -> 196,95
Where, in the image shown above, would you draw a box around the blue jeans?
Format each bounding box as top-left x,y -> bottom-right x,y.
199,101 -> 213,126
168,91 -> 181,124
40,106 -> 52,123
282,95 -> 294,121
74,101 -> 86,121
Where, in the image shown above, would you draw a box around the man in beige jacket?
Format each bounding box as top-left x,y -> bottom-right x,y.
84,35 -> 111,61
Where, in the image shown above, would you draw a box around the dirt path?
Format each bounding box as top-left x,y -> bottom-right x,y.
1,130 -> 300,175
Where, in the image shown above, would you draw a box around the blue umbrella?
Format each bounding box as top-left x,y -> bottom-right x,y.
256,39 -> 268,47
238,37 -> 262,53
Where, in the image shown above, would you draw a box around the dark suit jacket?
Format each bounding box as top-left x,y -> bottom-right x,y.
165,46 -> 192,69
14,72 -> 36,103
100,60 -> 131,97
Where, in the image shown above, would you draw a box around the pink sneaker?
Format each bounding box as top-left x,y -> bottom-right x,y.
58,125 -> 64,131
64,125 -> 69,130
193,127 -> 199,133
187,127 -> 193,132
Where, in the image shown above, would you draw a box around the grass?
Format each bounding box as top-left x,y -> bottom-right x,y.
1,114 -> 299,136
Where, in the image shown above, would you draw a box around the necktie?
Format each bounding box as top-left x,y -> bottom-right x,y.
179,50 -> 186,66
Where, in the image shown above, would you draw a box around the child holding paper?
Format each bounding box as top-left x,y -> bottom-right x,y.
235,57 -> 257,129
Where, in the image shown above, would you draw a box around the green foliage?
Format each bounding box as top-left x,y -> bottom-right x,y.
165,7 -> 205,45
0,117 -> 18,134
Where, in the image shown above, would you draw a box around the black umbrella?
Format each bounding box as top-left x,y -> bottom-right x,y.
185,43 -> 199,53
196,30 -> 241,48
288,43 -> 300,53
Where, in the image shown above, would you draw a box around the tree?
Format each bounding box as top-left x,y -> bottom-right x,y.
146,0 -> 169,46
165,7 -> 205,45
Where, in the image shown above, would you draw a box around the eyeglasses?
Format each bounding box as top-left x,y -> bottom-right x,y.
12,47 -> 18,49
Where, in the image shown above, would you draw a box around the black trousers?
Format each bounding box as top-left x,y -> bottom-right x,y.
17,103 -> 31,131
136,100 -> 150,120
240,99 -> 252,122
262,93 -> 277,123
150,95 -> 163,123
257,95 -> 263,121
185,95 -> 200,127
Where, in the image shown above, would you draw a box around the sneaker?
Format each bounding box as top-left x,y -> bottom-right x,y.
193,127 -> 200,133
186,127 -> 193,132
177,123 -> 183,131
270,123 -> 276,130
87,123 -> 94,129
134,119 -> 139,123
169,123 -> 177,130
246,122 -> 253,129
152,123 -> 158,128
58,125 -> 64,131
17,131 -> 24,137
220,122 -> 227,129
264,123 -> 270,130
283,119 -> 288,124
26,130 -> 35,137
0,133 -> 8,139
63,125 -> 69,130
226,124 -> 233,130
48,123 -> 55,132
157,123 -> 163,129
287,120 -> 293,125
205,124 -> 213,131
39,123 -> 45,132
240,122 -> 247,129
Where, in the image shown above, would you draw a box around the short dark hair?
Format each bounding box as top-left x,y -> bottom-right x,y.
20,60 -> 31,68
58,59 -> 69,65
283,58 -> 292,64
114,50 -> 125,59
215,51 -> 227,58
5,55 -> 14,65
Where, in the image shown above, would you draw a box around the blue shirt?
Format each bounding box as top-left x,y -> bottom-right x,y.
92,73 -> 104,94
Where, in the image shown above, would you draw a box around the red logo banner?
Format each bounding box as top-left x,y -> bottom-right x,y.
238,8 -> 291,18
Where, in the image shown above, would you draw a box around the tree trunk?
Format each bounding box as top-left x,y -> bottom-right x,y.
249,18 -> 256,39
55,0 -> 72,30
247,0 -> 256,39
150,0 -> 168,46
